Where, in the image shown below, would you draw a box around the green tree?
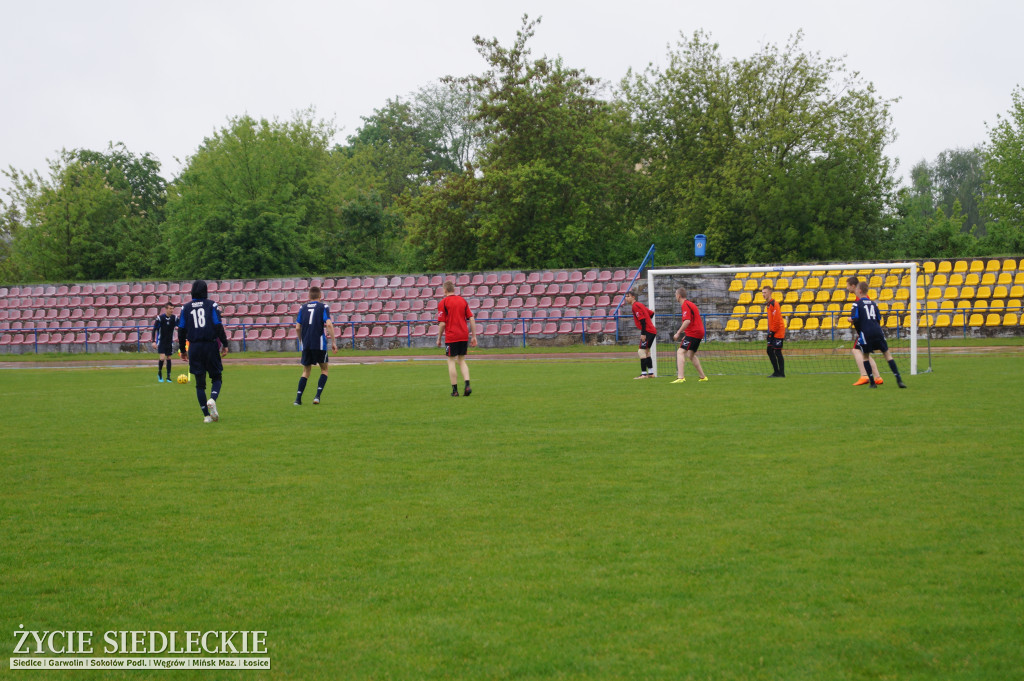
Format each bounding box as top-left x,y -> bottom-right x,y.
905,148 -> 988,237
981,86 -> 1024,252
1,145 -> 166,282
404,15 -> 639,270
165,111 -> 339,278
621,30 -> 898,264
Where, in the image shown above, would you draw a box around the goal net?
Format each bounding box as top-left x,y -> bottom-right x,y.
644,263 -> 928,379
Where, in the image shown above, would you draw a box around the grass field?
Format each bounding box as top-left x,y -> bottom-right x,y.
2,354 -> 1022,679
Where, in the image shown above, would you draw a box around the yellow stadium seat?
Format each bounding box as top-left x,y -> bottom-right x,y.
757,318 -> 768,331
822,277 -> 837,289
790,278 -> 804,289
1003,259 -> 1017,271
799,290 -> 815,303
728,279 -> 743,292
877,302 -> 889,312
981,273 -> 996,286
922,261 -> 936,274
970,261 -> 984,273
900,276 -> 912,287
820,316 -> 833,330
885,316 -> 899,329
744,279 -> 760,291
884,275 -> 900,287
931,273 -> 947,287
804,317 -> 819,331
951,313 -> 966,327
831,290 -> 850,302
811,303 -> 825,314
935,314 -> 951,328
993,285 -> 1009,299
815,291 -> 830,303
748,305 -> 762,316
784,291 -> 799,303
789,318 -> 803,331
740,319 -> 756,331
976,286 -> 992,299
953,260 -> 968,273
969,313 -> 984,326
997,272 -> 1013,286
725,319 -> 741,332
776,278 -> 790,290
879,288 -> 894,301
781,304 -> 793,314
940,300 -> 955,311
738,292 -> 753,304
1016,273 -> 1024,285
1008,299 -> 1023,310
836,317 -> 851,329
927,287 -> 943,300
890,301 -> 906,312
949,274 -> 964,286
990,300 -> 1005,311
733,305 -> 746,316
916,274 -> 928,286
974,300 -> 989,311
1012,286 -> 1024,298
795,270 -> 811,277
956,299 -> 972,310
965,273 -> 980,286
985,313 -> 1001,326
895,288 -> 909,301
1004,313 -> 1020,326
986,259 -> 1000,272
759,278 -> 775,288
920,314 -> 934,327
937,260 -> 952,273
796,304 -> 810,314
958,286 -> 975,299
805,277 -> 821,288
943,286 -> 959,299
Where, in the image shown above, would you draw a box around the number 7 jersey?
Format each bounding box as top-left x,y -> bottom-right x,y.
297,300 -> 331,350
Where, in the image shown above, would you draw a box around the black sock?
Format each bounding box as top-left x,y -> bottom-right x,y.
315,374 -> 327,398
296,376 -> 307,402
888,359 -> 901,379
158,360 -> 164,378
640,359 -> 647,374
777,354 -> 785,376
452,384 -> 459,393
166,359 -> 172,376
766,349 -> 779,374
197,388 -> 208,415
863,360 -> 874,383
465,380 -> 470,390
210,380 -> 221,401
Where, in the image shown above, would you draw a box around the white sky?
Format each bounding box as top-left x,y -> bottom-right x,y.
1,0 -> 1021,192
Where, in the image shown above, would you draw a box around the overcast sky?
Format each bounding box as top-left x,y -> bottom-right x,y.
2,0 -> 1021,193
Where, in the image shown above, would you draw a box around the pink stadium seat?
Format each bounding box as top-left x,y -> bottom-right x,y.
543,322 -> 558,334
554,271 -> 569,283
499,323 -> 514,334
498,272 -> 513,285
528,322 -> 543,334
540,271 -> 555,284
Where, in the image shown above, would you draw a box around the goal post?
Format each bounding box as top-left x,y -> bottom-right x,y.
646,263 -> 922,379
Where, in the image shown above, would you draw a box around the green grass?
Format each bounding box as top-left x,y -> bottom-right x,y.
1,356 -> 1022,679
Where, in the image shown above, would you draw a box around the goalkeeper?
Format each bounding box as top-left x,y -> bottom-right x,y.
762,284 -> 786,377
624,289 -> 657,379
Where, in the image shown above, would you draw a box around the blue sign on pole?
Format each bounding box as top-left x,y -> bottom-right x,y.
694,234 -> 707,258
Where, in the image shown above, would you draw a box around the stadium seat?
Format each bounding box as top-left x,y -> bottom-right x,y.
985,259 -> 1000,272
976,286 -> 992,299
1004,313 -> 1020,326
922,261 -> 936,274
953,260 -> 968,273
937,260 -> 952,274
968,313 -> 985,326
981,273 -> 997,286
728,279 -> 743,292
725,319 -> 740,332
737,292 -> 753,305
958,287 -> 975,299
969,261 -> 984,273
951,313 -> 966,328
997,272 -> 1013,286
744,279 -> 759,291
934,314 -> 950,328
985,313 -> 1001,326
740,319 -> 755,331
788,318 -> 803,331
803,318 -> 819,331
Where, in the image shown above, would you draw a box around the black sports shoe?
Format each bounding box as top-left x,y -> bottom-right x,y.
869,382 -> 877,389
897,378 -> 907,389
451,390 -> 459,397
464,386 -> 472,397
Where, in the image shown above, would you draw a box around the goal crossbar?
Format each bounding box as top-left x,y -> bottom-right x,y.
647,263 -> 919,377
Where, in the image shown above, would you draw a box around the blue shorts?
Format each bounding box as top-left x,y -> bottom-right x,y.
188,341 -> 222,377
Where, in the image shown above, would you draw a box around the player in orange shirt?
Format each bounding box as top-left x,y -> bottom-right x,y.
762,284 -> 786,378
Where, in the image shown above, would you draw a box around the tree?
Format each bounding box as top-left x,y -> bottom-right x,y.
982,86 -> 1024,252
165,111 -> 340,278
621,30 -> 898,264
0,144 -> 167,281
404,15 -> 640,270
905,148 -> 988,236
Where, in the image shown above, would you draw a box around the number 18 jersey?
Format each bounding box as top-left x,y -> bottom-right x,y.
179,299 -> 223,343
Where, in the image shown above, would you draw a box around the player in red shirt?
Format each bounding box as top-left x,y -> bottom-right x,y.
671,287 -> 708,383
624,289 -> 657,379
436,280 -> 478,396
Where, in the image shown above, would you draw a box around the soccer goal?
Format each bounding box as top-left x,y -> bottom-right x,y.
644,263 -> 928,379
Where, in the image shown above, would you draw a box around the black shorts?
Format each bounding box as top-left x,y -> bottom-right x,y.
445,341 -> 469,357
157,341 -> 174,356
301,348 -> 329,366
680,336 -> 702,352
858,336 -> 889,355
188,341 -> 223,377
639,331 -> 657,350
767,336 -> 785,350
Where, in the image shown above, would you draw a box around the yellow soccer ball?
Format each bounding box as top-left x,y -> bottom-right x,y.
177,373 -> 190,384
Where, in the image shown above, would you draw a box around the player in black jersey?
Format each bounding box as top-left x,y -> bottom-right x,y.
178,280 -> 231,422
850,281 -> 907,389
293,285 -> 337,405
152,302 -> 177,383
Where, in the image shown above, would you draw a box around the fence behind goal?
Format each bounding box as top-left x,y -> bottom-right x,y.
646,264 -> 925,379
